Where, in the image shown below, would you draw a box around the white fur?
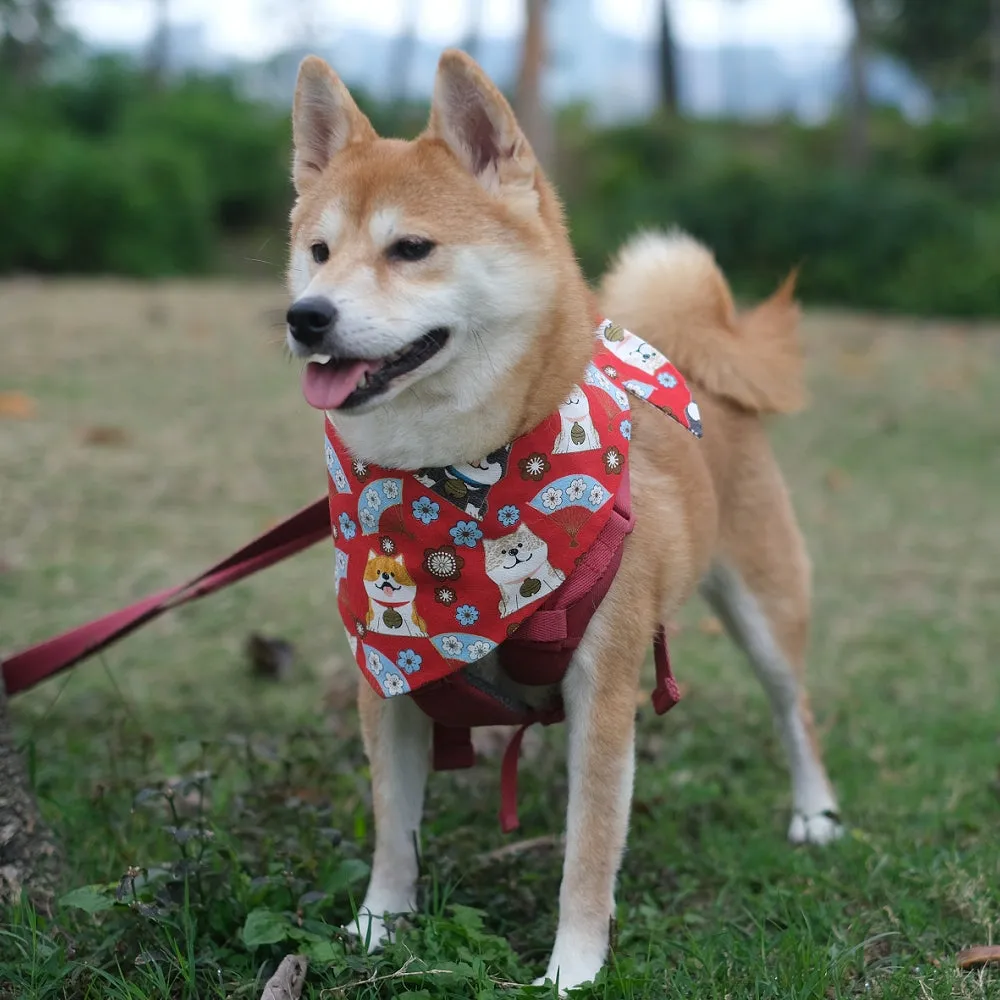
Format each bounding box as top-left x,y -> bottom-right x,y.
700,562 -> 842,845
290,241 -> 554,468
349,695 -> 431,949
368,206 -> 401,246
319,205 -> 344,246
535,599 -> 635,990
287,245 -> 312,300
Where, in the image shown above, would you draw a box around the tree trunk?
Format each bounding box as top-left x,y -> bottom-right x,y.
390,0 -> 420,102
991,0 -> 1000,121
0,687 -> 62,912
461,0 -> 484,63
514,0 -> 553,171
657,0 -> 679,114
147,0 -> 169,89
844,0 -> 870,170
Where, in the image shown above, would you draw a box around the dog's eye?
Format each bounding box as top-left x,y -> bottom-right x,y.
387,237 -> 435,262
311,242 -> 329,264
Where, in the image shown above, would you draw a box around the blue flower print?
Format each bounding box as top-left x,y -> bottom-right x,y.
455,604 -> 480,627
450,520 -> 483,548
619,419 -> 632,441
497,504 -> 520,527
397,649 -> 422,674
338,513 -> 357,539
657,370 -> 678,389
411,496 -> 440,525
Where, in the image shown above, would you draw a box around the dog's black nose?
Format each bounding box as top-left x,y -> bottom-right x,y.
287,296 -> 337,349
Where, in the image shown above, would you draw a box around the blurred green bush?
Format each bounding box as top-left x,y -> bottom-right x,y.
0,58 -> 288,276
0,57 -> 997,317
561,112 -> 1000,317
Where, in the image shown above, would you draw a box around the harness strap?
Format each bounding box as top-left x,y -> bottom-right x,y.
2,500 -> 331,695
432,723 -> 476,771
651,625 -> 682,715
499,724 -> 531,833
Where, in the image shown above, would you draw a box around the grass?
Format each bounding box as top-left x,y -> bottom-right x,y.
1,278 -> 998,998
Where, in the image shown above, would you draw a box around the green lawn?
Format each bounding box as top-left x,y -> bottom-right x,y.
1,280 -> 998,998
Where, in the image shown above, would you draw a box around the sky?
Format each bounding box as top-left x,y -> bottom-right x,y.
64,0 -> 853,61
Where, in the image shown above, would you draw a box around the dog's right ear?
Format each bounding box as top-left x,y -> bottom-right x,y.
292,56 -> 376,194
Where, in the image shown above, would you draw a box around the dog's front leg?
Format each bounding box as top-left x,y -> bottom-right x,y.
351,683 -> 431,950
537,621 -> 642,990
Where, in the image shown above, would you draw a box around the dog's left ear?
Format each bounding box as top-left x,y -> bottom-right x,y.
427,49 -> 537,206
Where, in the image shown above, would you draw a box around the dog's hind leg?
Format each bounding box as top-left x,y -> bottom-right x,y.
701,452 -> 842,846
349,682 -> 432,949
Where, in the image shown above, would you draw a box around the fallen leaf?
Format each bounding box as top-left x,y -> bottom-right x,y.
79,425 -> 131,447
956,946 -> 1000,969
0,391 -> 37,419
259,954 -> 307,999
699,616 -> 724,636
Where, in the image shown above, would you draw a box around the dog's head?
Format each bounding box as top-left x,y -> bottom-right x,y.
286,50 -> 591,468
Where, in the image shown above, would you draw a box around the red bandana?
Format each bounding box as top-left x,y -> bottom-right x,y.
325,319 -> 701,700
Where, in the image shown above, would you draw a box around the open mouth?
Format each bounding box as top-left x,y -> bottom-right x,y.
301,327 -> 450,411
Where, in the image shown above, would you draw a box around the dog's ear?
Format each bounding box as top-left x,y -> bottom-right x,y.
292,56 -> 376,194
427,49 -> 537,204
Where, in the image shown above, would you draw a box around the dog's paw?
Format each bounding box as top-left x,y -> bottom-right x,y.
533,955 -> 602,994
788,809 -> 844,846
342,908 -> 392,953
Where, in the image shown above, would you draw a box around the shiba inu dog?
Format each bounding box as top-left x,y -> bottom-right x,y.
363,551 -> 428,637
284,50 -> 842,990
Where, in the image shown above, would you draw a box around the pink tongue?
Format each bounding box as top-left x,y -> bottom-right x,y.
301,360 -> 377,410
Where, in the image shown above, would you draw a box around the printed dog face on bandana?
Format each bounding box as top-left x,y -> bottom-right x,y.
363,551 -> 428,637
553,383 -> 602,454
601,323 -> 670,377
483,524 -> 566,618
415,445 -> 512,521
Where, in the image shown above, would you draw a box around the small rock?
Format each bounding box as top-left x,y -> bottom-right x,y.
246,633 -> 296,680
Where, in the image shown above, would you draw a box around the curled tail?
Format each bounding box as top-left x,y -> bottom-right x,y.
598,229 -> 805,414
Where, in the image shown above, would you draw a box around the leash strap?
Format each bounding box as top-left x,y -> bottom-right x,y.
2,499 -> 331,695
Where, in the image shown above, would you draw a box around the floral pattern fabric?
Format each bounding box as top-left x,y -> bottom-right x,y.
326,319 -> 701,699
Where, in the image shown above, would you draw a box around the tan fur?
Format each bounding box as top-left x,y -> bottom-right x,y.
288,49 -> 840,990
601,229 -> 805,414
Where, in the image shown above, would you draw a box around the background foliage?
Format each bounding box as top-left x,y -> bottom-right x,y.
1,34 -> 999,315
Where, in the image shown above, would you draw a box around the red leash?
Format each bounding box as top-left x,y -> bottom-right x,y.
2,499 -> 331,696
2,492 -> 683,835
